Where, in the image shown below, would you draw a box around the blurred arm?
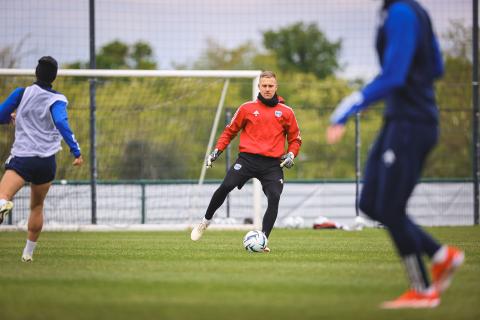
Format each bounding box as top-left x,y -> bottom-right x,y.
330,3 -> 418,125
432,36 -> 444,78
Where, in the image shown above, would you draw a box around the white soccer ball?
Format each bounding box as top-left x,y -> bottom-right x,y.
282,216 -> 296,229
354,216 -> 367,231
282,216 -> 304,229
243,230 -> 268,253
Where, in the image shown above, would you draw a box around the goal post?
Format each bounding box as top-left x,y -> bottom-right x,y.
198,78 -> 230,185
0,68 -> 263,230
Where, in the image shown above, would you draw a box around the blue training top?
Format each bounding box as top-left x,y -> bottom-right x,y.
331,0 -> 444,125
0,84 -> 81,157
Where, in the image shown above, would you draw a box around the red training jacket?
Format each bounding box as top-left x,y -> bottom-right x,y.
215,98 -> 302,158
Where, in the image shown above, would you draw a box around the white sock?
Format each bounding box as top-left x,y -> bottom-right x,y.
202,217 -> 211,225
23,240 -> 37,256
0,199 -> 7,207
432,246 -> 447,264
424,286 -> 437,295
403,254 -> 428,292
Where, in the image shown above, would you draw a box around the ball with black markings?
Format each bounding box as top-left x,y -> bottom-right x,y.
243,230 -> 268,253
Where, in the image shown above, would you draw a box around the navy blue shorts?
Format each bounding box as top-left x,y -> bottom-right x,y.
4,155 -> 56,185
359,120 -> 438,223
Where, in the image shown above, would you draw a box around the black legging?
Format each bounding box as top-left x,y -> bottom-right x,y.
205,180 -> 282,237
205,153 -> 284,238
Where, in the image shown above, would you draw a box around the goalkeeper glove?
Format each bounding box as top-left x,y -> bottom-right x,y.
280,152 -> 295,169
206,148 -> 222,168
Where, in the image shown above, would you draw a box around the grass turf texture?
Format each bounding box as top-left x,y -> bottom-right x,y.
0,227 -> 478,320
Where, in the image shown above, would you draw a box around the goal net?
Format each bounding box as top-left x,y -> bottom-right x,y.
0,68 -> 264,230
0,69 -> 475,230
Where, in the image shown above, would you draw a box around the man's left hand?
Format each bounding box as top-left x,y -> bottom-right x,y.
280,152 -> 295,168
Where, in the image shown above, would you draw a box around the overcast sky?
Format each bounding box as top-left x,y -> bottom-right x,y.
0,0 -> 472,80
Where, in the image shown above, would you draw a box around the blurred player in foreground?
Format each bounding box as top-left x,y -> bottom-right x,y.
191,71 -> 302,252
326,0 -> 464,309
0,56 -> 83,262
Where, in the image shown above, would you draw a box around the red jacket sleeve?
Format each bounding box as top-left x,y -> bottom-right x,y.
286,110 -> 302,157
215,105 -> 246,151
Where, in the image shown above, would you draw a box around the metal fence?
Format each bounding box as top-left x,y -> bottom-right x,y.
0,0 -> 477,226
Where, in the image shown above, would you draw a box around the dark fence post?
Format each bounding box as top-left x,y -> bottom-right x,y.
355,112 -> 361,217
141,183 -> 146,224
7,208 -> 12,225
473,0 -> 479,225
89,0 -> 97,224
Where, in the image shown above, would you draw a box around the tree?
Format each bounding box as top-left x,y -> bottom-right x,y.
64,40 -> 157,70
191,39 -> 259,70
443,20 -> 472,61
96,40 -> 129,69
263,22 -> 341,79
131,41 -> 157,69
0,35 -> 31,68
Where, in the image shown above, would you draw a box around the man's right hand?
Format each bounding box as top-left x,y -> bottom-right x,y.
206,149 -> 222,168
326,124 -> 346,144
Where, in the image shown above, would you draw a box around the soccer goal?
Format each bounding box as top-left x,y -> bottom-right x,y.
0,68 -> 265,231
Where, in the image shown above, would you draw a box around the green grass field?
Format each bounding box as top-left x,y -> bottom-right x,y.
0,227 -> 478,320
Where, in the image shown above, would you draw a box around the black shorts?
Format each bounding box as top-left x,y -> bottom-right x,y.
224,152 -> 284,191
5,155 -> 56,185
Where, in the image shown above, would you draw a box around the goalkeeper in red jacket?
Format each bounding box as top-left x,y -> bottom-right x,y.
191,71 -> 302,252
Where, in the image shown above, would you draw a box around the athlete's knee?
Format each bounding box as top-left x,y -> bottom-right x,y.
218,181 -> 237,193
27,209 -> 44,233
265,188 -> 281,204
380,211 -> 406,228
28,221 -> 43,232
30,202 -> 44,214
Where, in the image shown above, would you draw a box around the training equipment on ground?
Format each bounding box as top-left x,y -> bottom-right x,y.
313,215 -> 366,231
243,230 -> 268,252
313,216 -> 339,229
353,216 -> 366,230
282,216 -> 304,229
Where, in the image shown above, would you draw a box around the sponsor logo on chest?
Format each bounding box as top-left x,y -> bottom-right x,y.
274,110 -> 282,118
